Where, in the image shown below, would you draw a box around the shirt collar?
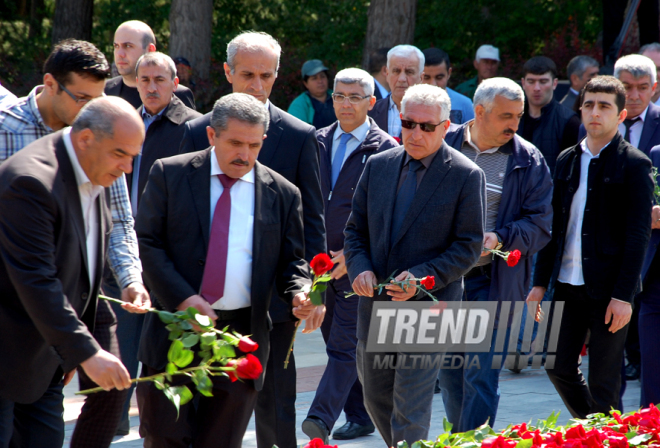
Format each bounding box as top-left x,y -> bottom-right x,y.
334,117 -> 370,144
580,137 -> 610,158
388,96 -> 399,112
209,147 -> 255,184
28,85 -> 53,133
404,148 -> 438,170
142,104 -> 168,120
62,128 -> 103,197
265,99 -> 271,111
465,122 -> 500,153
570,87 -> 580,96
637,105 -> 649,123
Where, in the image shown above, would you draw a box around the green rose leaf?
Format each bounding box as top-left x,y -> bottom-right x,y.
213,342 -> 236,360
158,311 -> 175,324
315,275 -> 332,283
628,434 -> 652,445
168,339 -> 184,364
314,283 -> 328,293
201,332 -> 216,347
174,348 -> 195,368
443,416 -> 453,434
179,320 -> 193,331
165,362 -> 178,376
515,439 -> 534,448
171,385 -> 194,406
182,333 -> 200,348
186,307 -> 199,319
195,314 -> 211,327
309,290 -> 323,306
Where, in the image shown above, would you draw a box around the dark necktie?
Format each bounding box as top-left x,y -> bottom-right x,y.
623,117 -> 641,142
390,159 -> 424,242
200,174 -> 238,305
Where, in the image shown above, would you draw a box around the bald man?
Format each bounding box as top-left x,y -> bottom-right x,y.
105,20 -> 196,110
0,97 -> 143,447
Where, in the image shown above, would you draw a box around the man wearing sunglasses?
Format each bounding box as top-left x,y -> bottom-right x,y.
302,68 -> 397,444
345,84 -> 486,446
439,77 -> 553,432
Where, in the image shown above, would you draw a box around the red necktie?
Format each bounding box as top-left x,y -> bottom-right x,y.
200,174 -> 238,305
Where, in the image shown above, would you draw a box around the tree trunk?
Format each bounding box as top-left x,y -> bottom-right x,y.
169,0 -> 213,80
362,0 -> 417,69
51,0 -> 93,45
28,0 -> 45,40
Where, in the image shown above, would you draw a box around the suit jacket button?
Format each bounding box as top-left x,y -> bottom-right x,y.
198,259 -> 205,266
81,293 -> 88,300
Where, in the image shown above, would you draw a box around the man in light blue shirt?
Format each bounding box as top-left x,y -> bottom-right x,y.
422,47 -> 474,124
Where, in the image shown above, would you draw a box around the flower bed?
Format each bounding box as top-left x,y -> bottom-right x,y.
393,405 -> 660,448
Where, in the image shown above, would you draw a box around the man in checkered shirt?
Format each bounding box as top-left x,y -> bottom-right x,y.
0,39 -> 149,448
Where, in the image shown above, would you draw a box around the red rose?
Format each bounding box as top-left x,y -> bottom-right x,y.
566,425 -> 587,440
238,336 -> 258,353
506,249 -> 522,267
310,253 -> 334,277
420,276 -> 435,290
226,354 -> 263,382
303,439 -> 338,448
393,136 -> 402,144
607,435 -> 628,448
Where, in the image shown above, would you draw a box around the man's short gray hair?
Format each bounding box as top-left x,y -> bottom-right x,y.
210,93 -> 270,135
135,52 -> 177,80
387,45 -> 425,74
400,84 -> 451,122
333,68 -> 375,97
72,96 -> 142,139
566,55 -> 599,79
473,77 -> 524,112
640,42 -> 660,55
226,31 -> 282,75
614,54 -> 657,84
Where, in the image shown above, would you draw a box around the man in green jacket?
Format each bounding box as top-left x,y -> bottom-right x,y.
455,44 -> 500,100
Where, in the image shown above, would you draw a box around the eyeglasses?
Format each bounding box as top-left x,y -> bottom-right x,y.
400,119 -> 447,133
57,81 -> 92,105
331,93 -> 370,104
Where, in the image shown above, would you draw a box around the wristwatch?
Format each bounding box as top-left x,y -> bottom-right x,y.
494,232 -> 503,251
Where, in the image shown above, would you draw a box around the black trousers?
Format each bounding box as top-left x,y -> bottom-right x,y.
254,320 -> 298,448
137,313 -> 258,448
546,282 -> 628,418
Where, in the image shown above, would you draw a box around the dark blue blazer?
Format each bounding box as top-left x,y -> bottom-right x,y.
578,102 -> 660,156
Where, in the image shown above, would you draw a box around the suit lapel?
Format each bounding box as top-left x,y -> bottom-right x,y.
187,150 -> 212,249
639,106 -> 660,153
259,105 -> 283,167
55,137 -> 90,282
251,163 -> 276,293
391,143 -> 452,247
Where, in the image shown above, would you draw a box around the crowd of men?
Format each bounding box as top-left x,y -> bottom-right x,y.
0,18 -> 660,448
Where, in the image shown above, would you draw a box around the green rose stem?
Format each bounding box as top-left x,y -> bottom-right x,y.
344,273 -> 438,302
76,365 -> 234,395
283,321 -> 300,370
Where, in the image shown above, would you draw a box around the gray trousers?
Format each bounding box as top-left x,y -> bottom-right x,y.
356,340 -> 440,447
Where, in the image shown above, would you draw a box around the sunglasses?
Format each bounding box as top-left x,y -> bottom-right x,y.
400,119 -> 447,133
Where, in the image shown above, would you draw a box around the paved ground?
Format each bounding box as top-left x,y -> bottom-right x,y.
63,327 -> 642,447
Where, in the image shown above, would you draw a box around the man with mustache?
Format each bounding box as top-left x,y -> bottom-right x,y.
440,77 -> 553,432
110,51 -> 200,435
178,31 -> 325,448
368,45 -> 424,139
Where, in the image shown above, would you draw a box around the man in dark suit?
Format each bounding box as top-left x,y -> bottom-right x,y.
561,56 -> 599,110
301,68 -> 397,444
368,47 -> 391,101
0,97 -> 143,447
528,76 -> 654,418
105,20 -> 195,110
345,84 -> 486,446
135,93 -> 316,448
112,51 -> 201,434
368,45 -> 424,139
178,31 -> 326,448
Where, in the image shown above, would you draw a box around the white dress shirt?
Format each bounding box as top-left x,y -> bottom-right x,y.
62,127 -> 104,289
209,148 -> 255,310
331,117 -> 371,169
374,79 -> 390,99
558,139 -> 608,285
387,96 -> 402,138
617,105 -> 647,149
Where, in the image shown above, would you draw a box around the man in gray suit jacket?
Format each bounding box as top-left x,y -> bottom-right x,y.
344,84 -> 486,447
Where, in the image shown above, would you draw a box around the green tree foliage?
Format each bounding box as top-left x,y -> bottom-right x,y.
1,0 -> 601,111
